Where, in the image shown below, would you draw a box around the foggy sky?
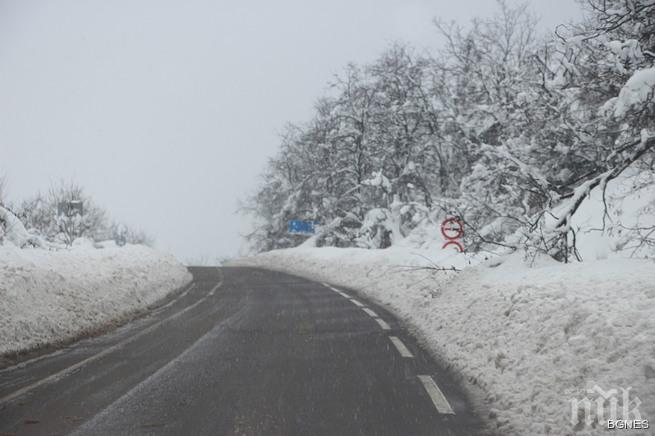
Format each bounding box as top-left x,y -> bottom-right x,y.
0,0 -> 581,262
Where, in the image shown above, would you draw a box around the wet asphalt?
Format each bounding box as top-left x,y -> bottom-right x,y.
0,267 -> 486,436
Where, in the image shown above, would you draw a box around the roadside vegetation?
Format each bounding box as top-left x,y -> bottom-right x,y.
243,0 -> 655,262
0,178 -> 190,360
0,179 -> 151,248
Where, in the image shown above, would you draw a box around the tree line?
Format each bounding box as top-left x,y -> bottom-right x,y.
243,0 -> 655,262
0,179 -> 151,248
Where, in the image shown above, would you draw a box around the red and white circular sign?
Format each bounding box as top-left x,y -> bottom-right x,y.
442,240 -> 464,252
440,217 -> 464,240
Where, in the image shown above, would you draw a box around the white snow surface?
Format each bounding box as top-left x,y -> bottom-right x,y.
232,247 -> 655,436
548,169 -> 655,260
0,242 -> 192,356
614,67 -> 655,117
0,206 -> 41,248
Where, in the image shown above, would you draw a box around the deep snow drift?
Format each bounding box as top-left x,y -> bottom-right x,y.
233,247 -> 654,436
0,241 -> 192,357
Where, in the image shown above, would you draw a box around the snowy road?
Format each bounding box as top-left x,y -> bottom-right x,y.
0,267 -> 484,436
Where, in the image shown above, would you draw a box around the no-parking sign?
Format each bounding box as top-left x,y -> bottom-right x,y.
441,217 -> 464,252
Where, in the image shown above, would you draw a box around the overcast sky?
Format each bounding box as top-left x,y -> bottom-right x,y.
0,0 -> 581,262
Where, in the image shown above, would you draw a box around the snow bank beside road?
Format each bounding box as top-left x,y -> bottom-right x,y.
0,243 -> 192,357
233,248 -> 655,436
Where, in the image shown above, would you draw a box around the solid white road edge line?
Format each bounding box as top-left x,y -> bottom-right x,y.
389,336 -> 414,358
349,298 -> 365,307
152,283 -> 196,313
362,308 -> 378,318
417,375 -> 456,415
0,282 -> 196,375
0,280 -> 222,406
374,317 -> 391,330
69,307 -> 223,435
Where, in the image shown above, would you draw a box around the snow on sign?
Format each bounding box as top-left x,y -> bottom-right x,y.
441,217 -> 464,252
288,220 -> 316,235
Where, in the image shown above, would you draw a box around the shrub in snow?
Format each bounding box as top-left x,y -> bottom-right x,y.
356,208 -> 392,249
14,181 -> 153,248
0,205 -> 43,248
109,221 -> 153,246
17,182 -> 108,245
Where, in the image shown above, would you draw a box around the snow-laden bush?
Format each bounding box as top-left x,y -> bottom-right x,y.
356,208 -> 392,249
0,205 -> 44,248
17,181 -> 108,245
12,181 -> 152,248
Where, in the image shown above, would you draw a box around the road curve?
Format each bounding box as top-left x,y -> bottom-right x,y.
0,267 -> 486,436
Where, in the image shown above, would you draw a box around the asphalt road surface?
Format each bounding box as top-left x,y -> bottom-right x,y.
0,267 -> 486,436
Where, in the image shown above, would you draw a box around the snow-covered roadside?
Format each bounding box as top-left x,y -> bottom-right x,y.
0,242 -> 192,357
232,248 -> 655,436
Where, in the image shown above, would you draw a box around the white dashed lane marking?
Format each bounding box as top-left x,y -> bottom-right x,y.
151,283 -> 196,313
322,283 -> 351,298
321,283 -> 391,331
323,282 -> 454,416
389,336 -> 414,358
417,375 -> 455,415
374,318 -> 391,331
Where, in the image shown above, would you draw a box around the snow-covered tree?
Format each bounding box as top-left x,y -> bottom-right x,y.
242,0 -> 655,262
18,181 -> 108,246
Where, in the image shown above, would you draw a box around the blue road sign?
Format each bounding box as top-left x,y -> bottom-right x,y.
288,220 -> 316,235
